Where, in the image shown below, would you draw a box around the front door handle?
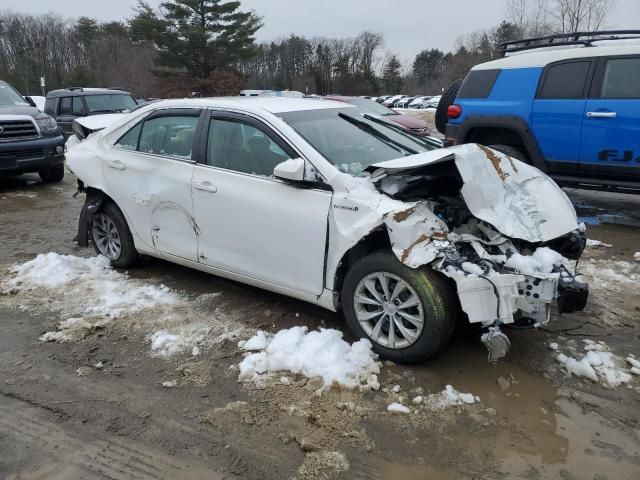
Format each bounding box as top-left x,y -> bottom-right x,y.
193,181 -> 217,193
107,160 -> 126,171
586,111 -> 617,118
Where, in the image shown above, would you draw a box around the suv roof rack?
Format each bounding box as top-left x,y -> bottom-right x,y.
107,87 -> 127,91
66,87 -> 84,91
500,30 -> 640,56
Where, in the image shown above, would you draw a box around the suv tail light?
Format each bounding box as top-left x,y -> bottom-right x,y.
447,104 -> 462,119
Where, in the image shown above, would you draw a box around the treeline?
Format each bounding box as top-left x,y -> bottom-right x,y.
0,0 -> 618,98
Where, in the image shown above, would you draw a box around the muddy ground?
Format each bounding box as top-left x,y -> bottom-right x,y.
0,171 -> 639,480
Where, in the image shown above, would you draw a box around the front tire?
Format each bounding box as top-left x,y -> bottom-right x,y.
38,163 -> 65,183
341,252 -> 456,363
90,202 -> 138,268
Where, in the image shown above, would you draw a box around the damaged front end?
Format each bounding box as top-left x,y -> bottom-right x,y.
364,144 -> 589,361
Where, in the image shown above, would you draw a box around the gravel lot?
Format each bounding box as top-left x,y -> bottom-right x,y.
0,170 -> 639,480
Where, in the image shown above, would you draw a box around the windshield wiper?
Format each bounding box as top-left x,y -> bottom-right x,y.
362,113 -> 438,150
338,113 -> 417,156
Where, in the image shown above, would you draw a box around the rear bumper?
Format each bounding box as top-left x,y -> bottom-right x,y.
0,134 -> 66,173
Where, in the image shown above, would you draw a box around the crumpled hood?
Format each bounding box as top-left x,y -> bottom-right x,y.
75,113 -> 129,132
367,143 -> 579,243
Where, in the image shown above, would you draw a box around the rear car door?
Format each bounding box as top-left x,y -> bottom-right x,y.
104,108 -> 203,262
532,59 -> 594,169
191,111 -> 332,295
580,55 -> 640,179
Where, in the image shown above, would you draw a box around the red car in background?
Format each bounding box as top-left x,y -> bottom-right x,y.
324,95 -> 431,136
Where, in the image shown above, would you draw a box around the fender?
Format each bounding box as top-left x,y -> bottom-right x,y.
446,115 -> 547,171
76,189 -> 108,247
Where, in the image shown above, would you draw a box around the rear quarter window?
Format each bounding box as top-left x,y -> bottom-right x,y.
458,69 -> 501,98
538,61 -> 592,99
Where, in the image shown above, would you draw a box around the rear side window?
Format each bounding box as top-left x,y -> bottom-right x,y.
601,58 -> 640,99
72,97 -> 86,116
138,115 -> 199,160
44,98 -> 57,115
538,61 -> 591,99
458,69 -> 501,98
60,97 -> 72,115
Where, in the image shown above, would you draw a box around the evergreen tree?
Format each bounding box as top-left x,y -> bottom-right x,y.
130,0 -> 262,79
382,55 -> 402,93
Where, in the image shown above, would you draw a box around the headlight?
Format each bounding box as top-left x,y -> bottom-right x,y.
36,116 -> 58,134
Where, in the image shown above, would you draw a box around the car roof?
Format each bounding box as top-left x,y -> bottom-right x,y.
46,88 -> 132,98
473,44 -> 640,71
139,96 -> 354,114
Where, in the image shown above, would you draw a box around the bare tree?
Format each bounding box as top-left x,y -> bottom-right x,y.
551,0 -> 618,33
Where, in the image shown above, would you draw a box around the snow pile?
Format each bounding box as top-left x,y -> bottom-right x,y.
579,259 -> 638,287
634,252 -> 640,262
3,254 -> 244,358
422,385 -> 479,410
586,239 -> 612,248
4,253 -> 180,317
238,327 -> 381,390
387,402 -> 411,414
627,355 -> 640,376
504,247 -> 566,275
555,339 -> 635,388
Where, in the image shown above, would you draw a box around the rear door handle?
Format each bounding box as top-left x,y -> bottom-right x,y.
193,181 -> 217,193
107,160 -> 126,171
586,111 -> 617,118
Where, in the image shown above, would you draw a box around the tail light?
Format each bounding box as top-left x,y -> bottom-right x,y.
447,104 -> 462,119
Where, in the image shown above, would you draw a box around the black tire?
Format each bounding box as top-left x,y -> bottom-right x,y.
38,163 -> 65,183
435,79 -> 463,135
90,202 -> 139,268
487,144 -> 528,162
341,251 -> 457,364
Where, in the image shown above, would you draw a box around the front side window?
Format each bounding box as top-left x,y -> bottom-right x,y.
206,118 -> 290,176
138,115 -> 199,159
279,107 -> 435,176
601,58 -> 640,99
539,61 -> 591,99
84,94 -> 137,114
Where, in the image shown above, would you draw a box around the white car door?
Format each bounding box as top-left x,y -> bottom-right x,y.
191,111 -> 332,295
103,108 -> 202,262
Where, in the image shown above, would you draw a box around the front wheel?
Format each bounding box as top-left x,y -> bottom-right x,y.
341,252 -> 456,363
90,202 -> 139,268
38,163 -> 65,183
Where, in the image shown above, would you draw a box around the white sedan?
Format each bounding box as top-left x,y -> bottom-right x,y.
66,98 -> 588,362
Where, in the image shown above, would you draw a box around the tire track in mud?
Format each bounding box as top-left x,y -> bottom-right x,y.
0,401 -> 216,480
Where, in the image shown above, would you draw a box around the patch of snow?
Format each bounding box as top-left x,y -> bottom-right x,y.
162,380 -> 177,388
392,384 -> 401,393
634,252 -> 640,262
387,402 -> 411,414
586,239 -> 612,248
549,342 -> 559,351
555,340 -> 633,388
504,247 -> 566,275
241,330 -> 269,351
238,326 -> 380,390
412,396 -> 423,405
423,385 -> 479,410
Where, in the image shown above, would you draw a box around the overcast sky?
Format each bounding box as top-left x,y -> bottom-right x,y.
3,0 -> 639,61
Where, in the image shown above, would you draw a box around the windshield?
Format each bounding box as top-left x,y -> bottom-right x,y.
0,82 -> 28,107
279,107 -> 436,176
346,98 -> 396,116
85,94 -> 137,113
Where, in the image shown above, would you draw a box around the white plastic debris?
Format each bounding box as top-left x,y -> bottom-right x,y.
387,402 -> 411,414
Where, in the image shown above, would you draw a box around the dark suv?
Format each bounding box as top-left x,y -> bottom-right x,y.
44,87 -> 138,138
0,80 -> 66,183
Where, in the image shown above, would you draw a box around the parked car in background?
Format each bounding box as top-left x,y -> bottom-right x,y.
383,95 -> 405,107
409,96 -> 431,109
29,95 -> 46,111
66,97 -> 588,363
437,30 -> 640,192
44,87 -> 138,138
395,96 -> 417,108
324,95 -> 431,136
0,80 -> 65,182
424,95 -> 441,109
375,95 -> 392,104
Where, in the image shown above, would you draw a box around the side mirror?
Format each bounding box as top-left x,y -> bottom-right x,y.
274,158 -> 305,182
24,96 -> 36,108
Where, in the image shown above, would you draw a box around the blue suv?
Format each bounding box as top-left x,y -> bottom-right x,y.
437,31 -> 640,192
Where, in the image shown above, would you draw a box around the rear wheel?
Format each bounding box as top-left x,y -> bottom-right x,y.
487,144 -> 528,163
38,163 -> 64,183
341,252 -> 456,363
90,202 -> 138,268
435,79 -> 463,135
